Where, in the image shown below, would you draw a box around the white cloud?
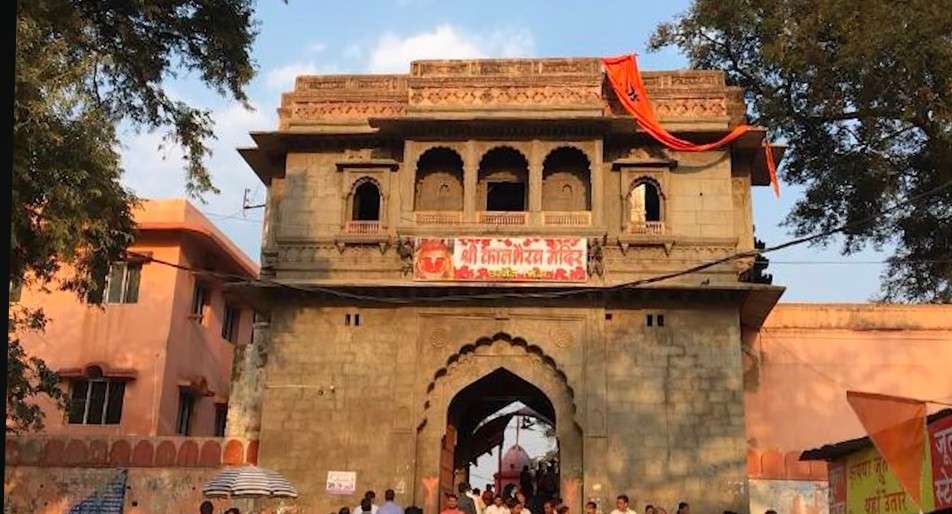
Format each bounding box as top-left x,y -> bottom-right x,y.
265,61 -> 343,90
307,42 -> 327,53
265,61 -> 319,90
119,101 -> 276,262
367,25 -> 535,73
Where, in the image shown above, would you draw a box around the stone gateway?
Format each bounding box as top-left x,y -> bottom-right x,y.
233,57 -> 783,514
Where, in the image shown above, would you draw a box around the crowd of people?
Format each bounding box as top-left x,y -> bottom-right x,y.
336,485 -> 780,514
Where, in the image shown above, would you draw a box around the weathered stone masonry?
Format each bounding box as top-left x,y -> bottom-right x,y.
236,57 -> 783,514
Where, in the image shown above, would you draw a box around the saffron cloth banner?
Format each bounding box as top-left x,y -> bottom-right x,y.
412,237 -> 587,282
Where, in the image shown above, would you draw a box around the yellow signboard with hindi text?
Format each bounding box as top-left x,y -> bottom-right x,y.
845,446 -> 935,514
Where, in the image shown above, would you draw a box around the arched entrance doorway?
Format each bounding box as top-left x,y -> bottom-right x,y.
415,334 -> 582,514
445,368 -> 559,511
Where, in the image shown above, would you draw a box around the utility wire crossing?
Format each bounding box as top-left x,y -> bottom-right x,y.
129,179 -> 952,304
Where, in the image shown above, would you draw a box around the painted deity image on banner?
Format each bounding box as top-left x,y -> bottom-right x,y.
413,239 -> 455,280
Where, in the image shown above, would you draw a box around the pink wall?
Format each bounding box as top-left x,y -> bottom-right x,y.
14,199 -> 258,437
745,303 -> 952,458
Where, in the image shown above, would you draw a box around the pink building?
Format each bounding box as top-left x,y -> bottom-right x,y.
12,199 -> 258,437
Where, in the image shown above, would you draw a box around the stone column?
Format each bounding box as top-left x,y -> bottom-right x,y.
403,141 -> 419,223
592,139 -> 605,226
464,140 -> 478,222
226,313 -> 271,440
583,310 -> 609,509
529,140 -> 543,225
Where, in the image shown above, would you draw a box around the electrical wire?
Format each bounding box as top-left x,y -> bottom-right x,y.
759,328 -> 952,407
126,178 -> 952,305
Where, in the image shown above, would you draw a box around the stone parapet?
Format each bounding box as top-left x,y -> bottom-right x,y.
5,435 -> 259,468
277,58 -> 747,129
747,447 -> 827,481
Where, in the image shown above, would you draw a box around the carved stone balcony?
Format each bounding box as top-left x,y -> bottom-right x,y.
345,220 -> 381,234
543,211 -> 592,227
629,221 -> 665,235
477,211 -> 527,226
414,211 -> 463,225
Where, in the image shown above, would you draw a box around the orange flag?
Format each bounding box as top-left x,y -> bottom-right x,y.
603,54 -> 781,197
846,391 -> 927,506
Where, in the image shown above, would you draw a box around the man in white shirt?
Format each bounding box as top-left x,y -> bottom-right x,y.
609,495 -> 636,514
355,490 -> 380,514
468,487 -> 485,514
485,494 -> 510,514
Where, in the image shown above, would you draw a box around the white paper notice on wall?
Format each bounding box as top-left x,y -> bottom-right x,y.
326,471 -> 357,496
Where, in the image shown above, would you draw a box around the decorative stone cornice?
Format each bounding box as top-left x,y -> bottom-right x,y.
276,58 -> 748,130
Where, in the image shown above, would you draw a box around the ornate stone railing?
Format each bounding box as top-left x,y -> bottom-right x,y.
345,220 -> 381,234
477,211 -> 527,225
543,211 -> 592,226
629,221 -> 665,235
415,211 -> 463,225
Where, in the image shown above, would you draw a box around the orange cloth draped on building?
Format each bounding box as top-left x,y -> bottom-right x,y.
846,391 -> 928,507
602,54 -> 780,196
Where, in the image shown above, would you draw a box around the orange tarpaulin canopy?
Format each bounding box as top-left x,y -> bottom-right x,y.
602,54 -> 780,196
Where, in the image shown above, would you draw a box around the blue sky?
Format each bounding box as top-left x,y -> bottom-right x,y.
119,0 -> 889,302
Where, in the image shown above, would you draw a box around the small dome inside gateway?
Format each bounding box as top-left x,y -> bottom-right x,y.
499,444 -> 532,474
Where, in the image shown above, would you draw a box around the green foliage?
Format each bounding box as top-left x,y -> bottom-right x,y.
650,0 -> 952,302
10,0 -> 259,431
6,307 -> 68,433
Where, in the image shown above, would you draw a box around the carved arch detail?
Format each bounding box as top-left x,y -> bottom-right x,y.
627,175 -> 666,198
418,331 -> 580,432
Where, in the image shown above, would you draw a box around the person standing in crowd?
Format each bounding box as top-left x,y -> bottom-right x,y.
442,494 -> 465,514
378,490 -> 403,514
515,491 -> 531,514
360,498 -> 375,514
472,488 -> 486,514
457,483 -> 478,514
482,489 -> 496,509
340,508 -> 352,514
645,505 -> 666,514
520,465 -> 535,500
676,503 -> 689,514
510,498 -> 527,514
486,494 -> 511,514
355,491 -> 379,514
609,495 -> 636,514
557,507 -> 569,514
585,501 -> 598,514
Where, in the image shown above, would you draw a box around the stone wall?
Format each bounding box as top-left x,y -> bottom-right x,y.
254,298 -> 751,514
3,435 -> 265,514
599,303 -> 749,512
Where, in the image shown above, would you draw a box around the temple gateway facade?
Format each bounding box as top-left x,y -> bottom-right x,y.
233,57 -> 784,514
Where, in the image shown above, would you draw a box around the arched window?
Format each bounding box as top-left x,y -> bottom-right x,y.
415,148 -> 464,211
629,180 -> 663,228
478,147 -> 529,212
352,181 -> 381,221
542,147 -> 591,211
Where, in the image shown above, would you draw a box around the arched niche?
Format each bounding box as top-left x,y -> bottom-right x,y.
415,147 -> 465,212
542,147 -> 592,211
